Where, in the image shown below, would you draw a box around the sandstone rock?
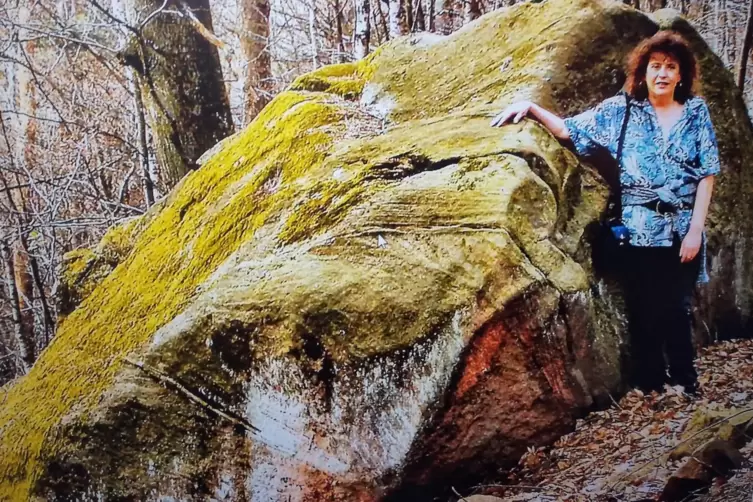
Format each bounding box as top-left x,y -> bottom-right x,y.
1,0 -> 752,501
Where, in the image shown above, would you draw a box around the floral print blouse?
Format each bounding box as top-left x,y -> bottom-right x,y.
564,94 -> 721,283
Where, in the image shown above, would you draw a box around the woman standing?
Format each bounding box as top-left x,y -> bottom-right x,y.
491,31 -> 720,395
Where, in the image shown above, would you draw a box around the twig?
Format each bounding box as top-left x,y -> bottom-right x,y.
451,486 -> 468,501
608,391 -> 624,411
473,482 -> 547,491
123,356 -> 261,434
140,0 -> 170,30
17,24 -> 119,54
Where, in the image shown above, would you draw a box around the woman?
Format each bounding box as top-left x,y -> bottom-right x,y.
491,31 -> 720,395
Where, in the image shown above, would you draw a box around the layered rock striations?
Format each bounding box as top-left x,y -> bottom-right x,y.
1,0 -> 751,500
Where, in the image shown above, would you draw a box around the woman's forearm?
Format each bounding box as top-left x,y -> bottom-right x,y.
490,101 -> 570,141
529,104 -> 570,140
690,176 -> 714,233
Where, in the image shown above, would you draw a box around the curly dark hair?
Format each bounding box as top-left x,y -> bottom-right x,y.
625,30 -> 697,103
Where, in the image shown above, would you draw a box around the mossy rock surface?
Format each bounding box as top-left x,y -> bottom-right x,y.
1,1 -> 752,500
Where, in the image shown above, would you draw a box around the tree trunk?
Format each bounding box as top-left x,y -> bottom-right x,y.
130,70 -> 155,205
377,0 -> 390,40
405,0 -> 413,33
12,244 -> 34,351
428,0 -> 435,32
737,0 -> 753,90
355,0 -> 371,59
309,3 -> 319,68
389,0 -> 406,38
24,245 -> 54,346
125,0 -> 233,189
415,0 -> 426,32
1,242 -> 33,373
464,0 -> 480,23
335,0 -> 346,62
714,0 -> 723,59
239,0 -> 272,124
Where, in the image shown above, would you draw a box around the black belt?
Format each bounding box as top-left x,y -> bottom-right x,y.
634,200 -> 692,215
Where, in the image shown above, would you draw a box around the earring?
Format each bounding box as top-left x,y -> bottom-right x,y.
678,81 -> 683,87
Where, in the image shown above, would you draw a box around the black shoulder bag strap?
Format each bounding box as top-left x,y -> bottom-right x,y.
613,93 -> 632,219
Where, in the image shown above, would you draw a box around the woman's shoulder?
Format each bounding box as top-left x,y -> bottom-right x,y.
584,94 -> 629,117
600,94 -> 630,109
685,96 -> 711,114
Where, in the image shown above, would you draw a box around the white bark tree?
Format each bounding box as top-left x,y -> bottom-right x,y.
355,0 -> 371,59
389,0 -> 406,37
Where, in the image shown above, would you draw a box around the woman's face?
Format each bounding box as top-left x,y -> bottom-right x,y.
645,51 -> 681,99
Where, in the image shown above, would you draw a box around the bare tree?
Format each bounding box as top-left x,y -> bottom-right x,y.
0,240 -> 34,373
389,0 -> 406,37
404,0 -> 413,32
414,0 -> 426,31
355,0 -> 371,58
428,0 -> 435,32
375,0 -> 390,41
239,0 -> 273,123
335,0 -> 346,61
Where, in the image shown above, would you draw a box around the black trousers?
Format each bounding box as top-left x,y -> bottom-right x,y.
622,237 -> 701,392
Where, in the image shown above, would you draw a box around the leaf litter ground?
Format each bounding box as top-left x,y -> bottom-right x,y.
474,339 -> 753,501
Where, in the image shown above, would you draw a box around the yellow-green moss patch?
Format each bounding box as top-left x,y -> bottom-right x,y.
289,55 -> 378,100
0,90 -> 346,500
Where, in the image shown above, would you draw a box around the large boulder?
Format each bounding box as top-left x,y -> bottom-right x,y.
1,0 -> 751,500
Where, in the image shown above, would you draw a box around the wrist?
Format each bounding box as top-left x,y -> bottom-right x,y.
689,224 -> 704,235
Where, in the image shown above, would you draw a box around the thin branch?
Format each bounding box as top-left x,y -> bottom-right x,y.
140,0 -> 171,30
85,0 -> 140,36
16,24 -> 119,54
123,357 -> 261,434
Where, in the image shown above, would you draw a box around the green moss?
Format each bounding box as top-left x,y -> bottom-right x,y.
58,216 -> 150,317
95,216 -> 141,261
0,90 -> 345,500
289,54 -> 379,100
58,249 -> 97,318
61,249 -> 95,281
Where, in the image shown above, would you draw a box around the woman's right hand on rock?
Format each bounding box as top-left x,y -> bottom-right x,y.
490,101 -> 535,127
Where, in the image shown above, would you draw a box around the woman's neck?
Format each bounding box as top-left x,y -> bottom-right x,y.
648,93 -> 676,109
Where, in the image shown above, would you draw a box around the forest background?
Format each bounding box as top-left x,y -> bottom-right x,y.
0,0 -> 751,386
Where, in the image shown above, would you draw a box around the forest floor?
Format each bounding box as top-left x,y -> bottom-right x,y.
469,339 -> 753,501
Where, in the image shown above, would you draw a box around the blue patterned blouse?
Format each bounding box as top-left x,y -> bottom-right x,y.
563,94 -> 721,283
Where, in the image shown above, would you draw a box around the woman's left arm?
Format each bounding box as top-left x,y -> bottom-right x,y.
680,175 -> 714,263
681,101 -> 721,263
